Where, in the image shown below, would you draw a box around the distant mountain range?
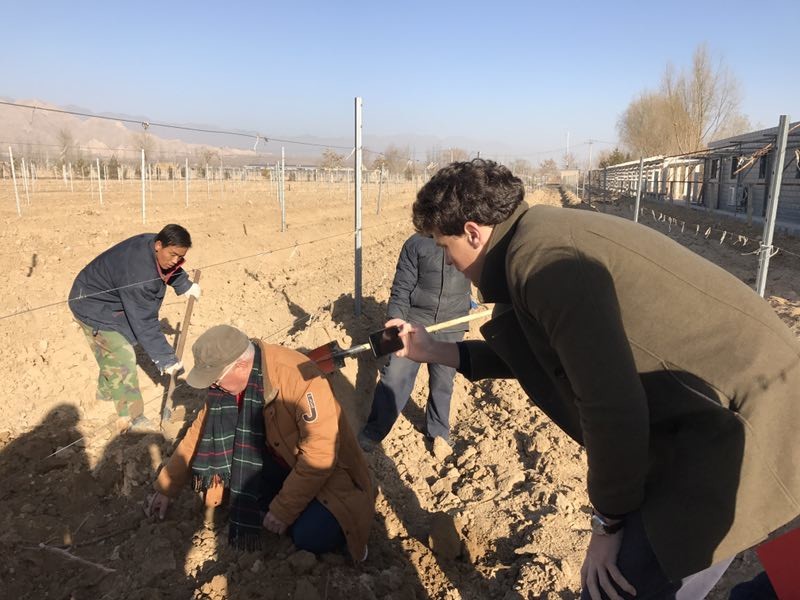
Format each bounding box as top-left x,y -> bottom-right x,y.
0,97 -> 519,167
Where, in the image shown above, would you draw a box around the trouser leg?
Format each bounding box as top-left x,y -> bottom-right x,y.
426,361 -> 457,440
291,499 -> 346,554
362,354 -> 421,441
424,330 -> 463,441
260,453 -> 345,554
79,321 -> 143,418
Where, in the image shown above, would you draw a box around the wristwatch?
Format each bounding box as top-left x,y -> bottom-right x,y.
590,511 -> 624,535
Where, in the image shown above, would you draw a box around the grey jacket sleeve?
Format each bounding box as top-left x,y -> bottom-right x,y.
119,284 -> 177,369
386,241 -> 418,321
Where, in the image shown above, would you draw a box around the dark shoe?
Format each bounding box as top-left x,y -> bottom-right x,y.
357,431 -> 379,453
729,572 -> 777,600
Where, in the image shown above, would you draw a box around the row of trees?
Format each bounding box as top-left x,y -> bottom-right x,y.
320,147 -> 579,180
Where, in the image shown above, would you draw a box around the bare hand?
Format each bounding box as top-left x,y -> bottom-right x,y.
263,511 -> 288,535
580,531 -> 636,600
386,319 -> 433,362
144,492 -> 170,520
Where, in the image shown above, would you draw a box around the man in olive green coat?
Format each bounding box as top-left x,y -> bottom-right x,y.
391,159 -> 800,599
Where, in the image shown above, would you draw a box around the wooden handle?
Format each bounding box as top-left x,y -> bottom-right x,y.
162,269 -> 201,425
173,269 -> 201,363
424,308 -> 492,334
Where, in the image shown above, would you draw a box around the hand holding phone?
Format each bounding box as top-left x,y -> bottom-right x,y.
368,325 -> 405,357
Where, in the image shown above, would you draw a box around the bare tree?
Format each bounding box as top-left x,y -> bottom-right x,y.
618,92 -> 675,157
368,154 -> 387,171
381,144 -> 411,176
511,159 -> 532,176
537,158 -> 560,183
597,148 -> 632,168
445,147 -> 469,163
618,44 -> 748,156
320,148 -> 344,169
562,152 -> 578,170
132,131 -> 157,160
57,128 -> 75,165
663,44 -> 746,152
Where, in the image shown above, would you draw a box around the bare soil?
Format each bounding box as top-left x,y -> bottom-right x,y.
0,177 -> 797,599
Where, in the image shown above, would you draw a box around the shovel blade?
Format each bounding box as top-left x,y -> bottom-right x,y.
304,341 -> 346,376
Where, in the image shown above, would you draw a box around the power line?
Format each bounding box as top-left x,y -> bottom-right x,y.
0,215 -> 413,322
1,100 -> 617,166
40,248 -> 409,460
0,100 -> 354,151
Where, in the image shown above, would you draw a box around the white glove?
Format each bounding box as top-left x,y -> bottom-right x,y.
164,361 -> 184,376
184,282 -> 201,301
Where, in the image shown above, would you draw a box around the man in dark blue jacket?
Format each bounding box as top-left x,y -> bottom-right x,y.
69,224 -> 200,429
359,233 -> 471,450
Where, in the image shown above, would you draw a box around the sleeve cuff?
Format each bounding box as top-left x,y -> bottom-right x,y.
456,342 -> 472,378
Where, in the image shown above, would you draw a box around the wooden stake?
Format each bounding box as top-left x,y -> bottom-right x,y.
161,269 -> 201,426
9,147 -> 21,216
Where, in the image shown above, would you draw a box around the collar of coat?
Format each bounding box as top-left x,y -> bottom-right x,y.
256,340 -> 279,405
477,202 -> 529,304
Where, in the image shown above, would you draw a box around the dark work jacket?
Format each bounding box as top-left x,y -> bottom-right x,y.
387,233 -> 471,333
68,233 -> 191,369
460,203 -> 800,580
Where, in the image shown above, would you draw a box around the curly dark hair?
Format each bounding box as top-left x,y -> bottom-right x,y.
412,159 -> 525,235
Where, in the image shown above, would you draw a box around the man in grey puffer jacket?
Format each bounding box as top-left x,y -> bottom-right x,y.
359,233 -> 471,450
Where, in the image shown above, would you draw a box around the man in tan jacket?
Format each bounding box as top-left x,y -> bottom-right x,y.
146,325 -> 374,561
392,159 -> 800,599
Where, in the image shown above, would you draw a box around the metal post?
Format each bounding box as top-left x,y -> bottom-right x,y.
97,158 -> 103,206
141,148 -> 146,224
9,147 -> 21,216
354,97 -> 363,316
148,162 -> 153,205
376,165 -> 384,214
21,157 -> 30,205
280,147 -> 286,232
185,158 -> 189,208
633,158 -> 644,223
89,161 -> 95,202
755,115 -> 790,297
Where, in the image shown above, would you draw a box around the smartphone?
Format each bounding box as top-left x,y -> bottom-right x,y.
368,325 -> 405,357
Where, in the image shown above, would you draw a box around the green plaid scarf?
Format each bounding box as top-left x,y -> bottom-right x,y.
192,344 -> 266,550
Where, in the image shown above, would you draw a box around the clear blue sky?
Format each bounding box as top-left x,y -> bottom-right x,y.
2,0 -> 797,164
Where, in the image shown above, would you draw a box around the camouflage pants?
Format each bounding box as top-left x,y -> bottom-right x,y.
78,321 -> 144,419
